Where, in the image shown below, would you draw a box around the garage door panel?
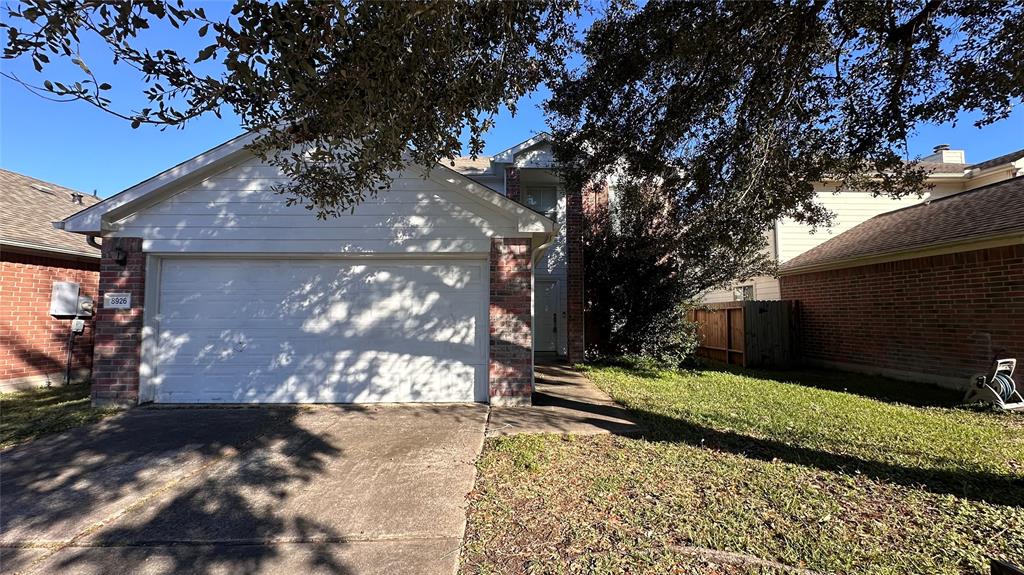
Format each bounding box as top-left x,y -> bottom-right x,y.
155,353 -> 482,404
153,258 -> 488,403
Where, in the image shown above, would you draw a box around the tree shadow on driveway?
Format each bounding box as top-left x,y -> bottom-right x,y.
0,406 -> 354,575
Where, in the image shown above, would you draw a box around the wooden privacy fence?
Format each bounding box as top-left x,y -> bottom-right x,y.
688,300 -> 798,368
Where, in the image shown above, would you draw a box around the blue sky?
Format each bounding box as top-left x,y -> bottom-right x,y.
1,6 -> 1021,198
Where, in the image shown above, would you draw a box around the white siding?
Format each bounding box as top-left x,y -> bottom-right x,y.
701,276 -> 781,303
113,156 -> 520,254
700,182 -> 965,303
775,183 -> 961,263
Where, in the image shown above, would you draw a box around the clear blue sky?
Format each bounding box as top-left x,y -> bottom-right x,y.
1,7 -> 1021,198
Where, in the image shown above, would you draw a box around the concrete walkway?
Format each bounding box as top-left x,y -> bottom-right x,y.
487,361 -> 640,437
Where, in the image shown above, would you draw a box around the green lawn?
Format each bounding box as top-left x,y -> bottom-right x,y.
0,382 -> 118,449
461,364 -> 1024,575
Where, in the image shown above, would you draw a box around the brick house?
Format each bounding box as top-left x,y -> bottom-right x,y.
57,133 -> 599,407
0,169 -> 102,390
778,176 -> 1024,389
703,146 -> 1024,302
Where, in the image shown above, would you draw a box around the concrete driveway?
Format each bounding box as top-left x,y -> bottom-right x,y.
0,404 -> 488,575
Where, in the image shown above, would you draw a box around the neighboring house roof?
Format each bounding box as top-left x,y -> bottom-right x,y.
780,176 -> 1024,274
491,132 -> 553,163
969,148 -> 1024,171
447,156 -> 495,176
0,169 -> 101,258
919,161 -> 969,174
59,133 -> 554,235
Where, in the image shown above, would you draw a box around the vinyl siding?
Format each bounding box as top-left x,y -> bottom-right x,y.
111,156 -> 521,254
700,181 -> 965,303
775,183 -> 963,263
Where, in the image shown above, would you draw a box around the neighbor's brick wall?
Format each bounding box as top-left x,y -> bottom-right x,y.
780,244 -> 1024,383
489,237 -> 533,404
0,251 -> 99,385
91,237 -> 146,406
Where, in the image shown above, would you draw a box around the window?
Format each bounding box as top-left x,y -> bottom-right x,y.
524,185 -> 558,218
733,285 -> 754,301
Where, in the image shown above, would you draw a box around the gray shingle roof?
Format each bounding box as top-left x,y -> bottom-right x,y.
968,148 -> 1024,171
780,176 -> 1024,273
919,161 -> 968,174
0,169 -> 101,257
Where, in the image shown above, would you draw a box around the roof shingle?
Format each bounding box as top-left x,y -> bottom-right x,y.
780,176 -> 1024,273
968,148 -> 1024,171
0,169 -> 101,257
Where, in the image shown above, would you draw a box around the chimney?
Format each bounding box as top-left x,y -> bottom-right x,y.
922,144 -> 965,165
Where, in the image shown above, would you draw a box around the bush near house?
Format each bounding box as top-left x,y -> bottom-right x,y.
461,364 -> 1024,575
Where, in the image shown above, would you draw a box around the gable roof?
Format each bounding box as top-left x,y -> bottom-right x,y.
780,176 -> 1024,274
491,132 -> 553,163
59,133 -> 554,235
0,169 -> 101,258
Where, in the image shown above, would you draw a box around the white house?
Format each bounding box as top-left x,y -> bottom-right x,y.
57,132 -> 589,407
702,146 -> 1024,302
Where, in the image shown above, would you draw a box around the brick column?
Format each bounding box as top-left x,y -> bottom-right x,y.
92,237 -> 145,407
566,182 -> 586,363
489,237 -> 533,405
566,180 -> 610,363
505,167 -> 522,203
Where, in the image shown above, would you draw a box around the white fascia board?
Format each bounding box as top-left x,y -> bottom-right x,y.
492,132 -> 554,163
418,163 -> 556,234
61,132 -> 259,234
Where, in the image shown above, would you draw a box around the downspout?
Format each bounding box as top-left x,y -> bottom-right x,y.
86,235 -> 102,250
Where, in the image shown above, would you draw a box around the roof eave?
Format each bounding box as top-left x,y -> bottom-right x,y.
61,132 -> 258,235
0,239 -> 100,259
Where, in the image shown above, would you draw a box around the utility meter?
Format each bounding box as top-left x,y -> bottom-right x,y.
77,296 -> 94,317
50,282 -> 80,318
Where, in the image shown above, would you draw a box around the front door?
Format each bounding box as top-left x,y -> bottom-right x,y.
534,280 -> 558,352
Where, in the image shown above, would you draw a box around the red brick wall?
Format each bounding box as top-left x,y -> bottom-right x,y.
780,244 -> 1024,384
489,237 -> 533,404
505,167 -> 522,203
92,237 -> 146,406
0,251 -> 99,385
566,183 -> 585,363
566,180 -> 610,363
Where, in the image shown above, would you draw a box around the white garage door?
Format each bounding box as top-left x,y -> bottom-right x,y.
152,258 -> 488,403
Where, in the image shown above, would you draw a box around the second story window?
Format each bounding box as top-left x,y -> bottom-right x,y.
733,285 -> 754,301
524,185 -> 558,219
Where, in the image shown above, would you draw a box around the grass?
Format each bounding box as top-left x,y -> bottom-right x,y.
460,364 -> 1024,575
0,382 -> 119,449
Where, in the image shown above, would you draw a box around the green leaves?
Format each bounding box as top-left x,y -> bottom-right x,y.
1,0 -> 579,217
550,0 -> 1022,292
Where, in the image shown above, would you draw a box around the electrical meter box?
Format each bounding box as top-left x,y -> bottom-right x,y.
50,282 -> 81,318
77,296 -> 95,317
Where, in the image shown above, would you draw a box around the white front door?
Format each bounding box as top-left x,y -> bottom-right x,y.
151,258 -> 488,403
534,280 -> 558,352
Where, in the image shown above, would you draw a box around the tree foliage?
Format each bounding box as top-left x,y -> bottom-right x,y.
2,0 -> 577,217
550,0 -> 1024,294
585,177 -> 771,363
